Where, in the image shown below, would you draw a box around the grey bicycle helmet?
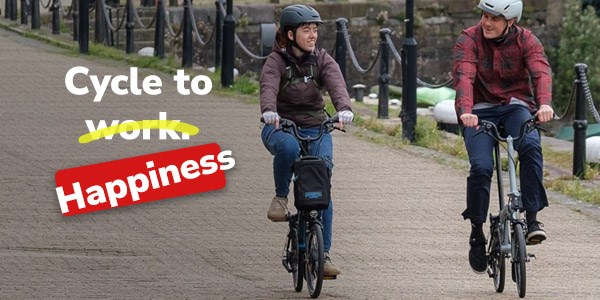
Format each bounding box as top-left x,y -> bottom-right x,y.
279,4 -> 323,34
478,0 -> 523,22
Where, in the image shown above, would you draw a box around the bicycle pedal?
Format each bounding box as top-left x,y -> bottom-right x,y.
323,275 -> 337,280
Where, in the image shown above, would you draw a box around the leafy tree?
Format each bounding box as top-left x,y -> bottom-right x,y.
552,0 -> 600,120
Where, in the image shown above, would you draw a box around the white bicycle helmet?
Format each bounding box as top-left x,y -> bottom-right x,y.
478,0 -> 523,22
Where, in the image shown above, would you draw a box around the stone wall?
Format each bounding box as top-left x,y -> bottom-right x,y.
182,0 -> 564,90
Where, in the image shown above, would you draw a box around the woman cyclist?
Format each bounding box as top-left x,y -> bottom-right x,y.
260,4 -> 353,277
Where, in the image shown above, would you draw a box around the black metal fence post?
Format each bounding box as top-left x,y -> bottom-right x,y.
72,0 -> 79,41
79,0 -> 89,54
221,0 -> 235,87
378,28 -> 391,119
573,63 -> 588,179
214,0 -> 224,70
31,0 -> 40,29
181,0 -> 193,68
52,0 -> 60,34
335,18 -> 347,80
401,0 -> 417,142
154,0 -> 165,58
125,0 -> 135,54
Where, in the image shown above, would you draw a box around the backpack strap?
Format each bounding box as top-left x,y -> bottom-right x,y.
277,51 -> 321,94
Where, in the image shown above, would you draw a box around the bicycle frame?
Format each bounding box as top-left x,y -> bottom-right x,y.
494,135 -> 526,254
277,116 -> 342,297
483,117 -> 539,298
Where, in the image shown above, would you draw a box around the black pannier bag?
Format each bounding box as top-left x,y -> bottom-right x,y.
292,156 -> 331,211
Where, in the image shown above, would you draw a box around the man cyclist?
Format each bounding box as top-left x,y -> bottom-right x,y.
453,0 -> 554,274
259,4 -> 353,277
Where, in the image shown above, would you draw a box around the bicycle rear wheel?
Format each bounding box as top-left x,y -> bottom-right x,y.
512,223 -> 527,298
305,224 -> 324,298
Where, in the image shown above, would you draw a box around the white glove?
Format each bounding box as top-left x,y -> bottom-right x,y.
262,111 -> 280,124
338,110 -> 354,124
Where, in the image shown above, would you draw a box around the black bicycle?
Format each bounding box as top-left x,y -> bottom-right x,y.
278,116 -> 342,298
478,117 -> 541,298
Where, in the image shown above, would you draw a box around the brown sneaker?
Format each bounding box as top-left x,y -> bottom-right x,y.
324,252 -> 341,276
267,196 -> 288,222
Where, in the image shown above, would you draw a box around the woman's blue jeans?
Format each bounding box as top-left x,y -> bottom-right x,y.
261,124 -> 334,252
462,104 -> 548,224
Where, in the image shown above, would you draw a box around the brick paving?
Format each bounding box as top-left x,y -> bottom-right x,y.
1,25 -> 599,299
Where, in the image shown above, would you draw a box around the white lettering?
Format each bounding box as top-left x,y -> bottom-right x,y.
200,155 -> 218,175
218,150 -> 236,170
64,66 -> 163,102
191,75 -> 212,95
180,160 -> 200,179
64,66 -> 89,96
173,69 -> 190,95
127,173 -> 149,201
105,180 -> 128,207
56,182 -> 86,213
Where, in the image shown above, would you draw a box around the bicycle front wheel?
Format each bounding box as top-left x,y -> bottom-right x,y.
305,224 -> 324,298
512,223 -> 527,298
291,228 -> 304,292
488,225 -> 506,293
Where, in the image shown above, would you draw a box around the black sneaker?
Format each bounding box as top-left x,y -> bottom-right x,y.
469,235 -> 488,274
527,221 -> 546,245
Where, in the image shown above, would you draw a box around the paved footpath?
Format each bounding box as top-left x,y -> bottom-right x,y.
1,27 -> 599,299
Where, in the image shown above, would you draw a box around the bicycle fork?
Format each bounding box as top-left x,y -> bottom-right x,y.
282,213 -> 300,273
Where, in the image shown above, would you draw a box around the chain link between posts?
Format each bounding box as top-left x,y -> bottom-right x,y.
578,67 -> 600,123
217,1 -> 267,60
341,22 -> 379,74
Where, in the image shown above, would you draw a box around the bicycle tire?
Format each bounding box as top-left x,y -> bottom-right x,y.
488,222 -> 506,293
306,223 -> 324,298
291,228 -> 304,292
512,223 -> 527,298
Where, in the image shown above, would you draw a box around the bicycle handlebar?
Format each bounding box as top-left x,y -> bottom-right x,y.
477,118 -> 541,143
277,115 -> 342,142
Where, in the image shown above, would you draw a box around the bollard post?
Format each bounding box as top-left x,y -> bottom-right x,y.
9,0 -> 17,20
221,0 -> 235,87
95,0 -> 107,43
79,0 -> 89,54
20,0 -> 27,24
377,28 -> 391,119
73,0 -> 79,41
125,0 -> 135,54
31,0 -> 40,29
573,63 -> 588,179
154,0 -> 165,58
214,0 -> 224,70
181,0 -> 193,68
335,18 -> 347,80
52,0 -> 60,34
401,0 -> 417,142
352,84 -> 366,102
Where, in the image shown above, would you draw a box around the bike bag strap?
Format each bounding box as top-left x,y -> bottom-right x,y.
292,156 -> 331,211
